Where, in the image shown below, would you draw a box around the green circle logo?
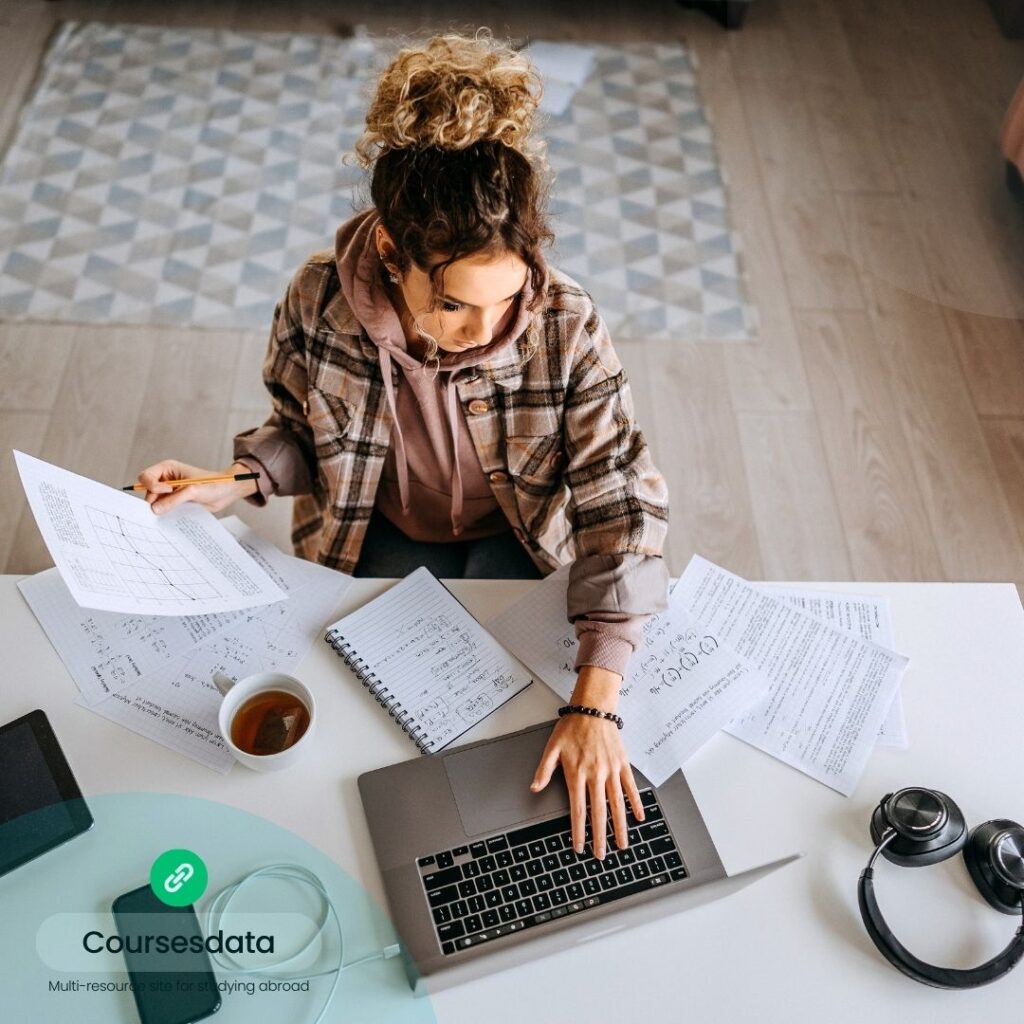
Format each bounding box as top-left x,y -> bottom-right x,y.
150,849 -> 208,907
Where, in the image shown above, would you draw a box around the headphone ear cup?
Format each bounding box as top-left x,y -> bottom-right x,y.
964,820 -> 1024,915
871,789 -> 967,867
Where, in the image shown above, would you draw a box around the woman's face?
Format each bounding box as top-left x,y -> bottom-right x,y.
376,227 -> 529,354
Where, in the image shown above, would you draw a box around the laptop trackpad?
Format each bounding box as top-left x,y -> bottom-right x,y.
444,726 -> 570,838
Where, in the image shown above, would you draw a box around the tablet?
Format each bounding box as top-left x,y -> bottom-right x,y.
0,709 -> 93,877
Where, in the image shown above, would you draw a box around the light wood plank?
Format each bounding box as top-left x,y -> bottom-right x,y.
5,328 -> 155,574
982,417 -> 1024,562
730,20 -> 864,312
943,308 -> 1024,419
796,309 -> 942,580
0,323 -> 75,409
736,410 -> 851,580
642,343 -> 763,579
688,21 -> 813,413
0,410 -> 49,571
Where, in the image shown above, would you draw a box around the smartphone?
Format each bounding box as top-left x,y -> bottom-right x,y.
111,884 -> 221,1024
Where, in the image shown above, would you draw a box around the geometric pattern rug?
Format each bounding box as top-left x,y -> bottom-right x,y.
0,21 -> 757,341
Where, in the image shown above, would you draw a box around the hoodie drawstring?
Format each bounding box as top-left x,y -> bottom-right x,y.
444,376 -> 464,537
378,348 -> 410,515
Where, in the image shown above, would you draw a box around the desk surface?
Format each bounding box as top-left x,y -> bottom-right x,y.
2,575 -> 1023,1020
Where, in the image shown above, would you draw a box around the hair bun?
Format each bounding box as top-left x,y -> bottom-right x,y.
355,30 -> 542,165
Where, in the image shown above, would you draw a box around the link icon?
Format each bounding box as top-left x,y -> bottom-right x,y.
150,849 -> 207,906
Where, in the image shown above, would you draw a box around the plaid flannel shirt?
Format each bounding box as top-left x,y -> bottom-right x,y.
234,253 -> 670,592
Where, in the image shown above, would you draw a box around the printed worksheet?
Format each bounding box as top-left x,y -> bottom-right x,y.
14,451 -> 285,614
676,556 -> 910,796
487,565 -> 769,785
760,586 -> 907,748
77,558 -> 352,772
20,520 -> 342,705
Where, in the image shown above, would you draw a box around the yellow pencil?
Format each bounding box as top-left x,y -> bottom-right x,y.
122,471 -> 259,493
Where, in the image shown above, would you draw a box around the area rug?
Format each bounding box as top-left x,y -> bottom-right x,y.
0,21 -> 757,341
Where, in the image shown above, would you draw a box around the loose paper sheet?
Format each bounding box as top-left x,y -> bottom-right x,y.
14,451 -> 285,614
760,586 -> 907,748
676,557 -> 909,795
20,521 -> 331,705
487,565 -> 769,785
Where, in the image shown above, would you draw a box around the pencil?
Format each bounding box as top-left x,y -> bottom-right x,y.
122,471 -> 260,493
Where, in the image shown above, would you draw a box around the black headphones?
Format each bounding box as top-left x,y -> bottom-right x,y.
858,787 -> 1024,988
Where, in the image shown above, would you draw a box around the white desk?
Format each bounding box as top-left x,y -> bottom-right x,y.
2,576 -> 1023,1021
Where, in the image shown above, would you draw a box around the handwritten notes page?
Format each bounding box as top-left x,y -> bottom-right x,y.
677,557 -> 909,795
21,519 -> 352,772
760,587 -> 907,748
323,566 -> 532,753
14,451 -> 285,614
486,565 -> 769,785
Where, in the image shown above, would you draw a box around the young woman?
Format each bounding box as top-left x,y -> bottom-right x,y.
135,31 -> 670,859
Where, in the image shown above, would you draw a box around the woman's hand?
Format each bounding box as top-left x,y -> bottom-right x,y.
530,666 -> 645,859
133,460 -> 258,516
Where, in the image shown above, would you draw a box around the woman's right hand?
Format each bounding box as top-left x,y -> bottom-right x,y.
134,460 -> 258,516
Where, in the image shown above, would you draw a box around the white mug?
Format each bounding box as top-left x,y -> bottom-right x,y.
213,671 -> 316,772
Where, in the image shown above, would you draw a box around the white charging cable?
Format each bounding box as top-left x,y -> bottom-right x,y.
203,863 -> 401,1024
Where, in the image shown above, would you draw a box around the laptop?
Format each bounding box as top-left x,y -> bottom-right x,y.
358,720 -> 800,994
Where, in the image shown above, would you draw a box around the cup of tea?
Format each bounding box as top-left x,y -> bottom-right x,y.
213,671 -> 316,772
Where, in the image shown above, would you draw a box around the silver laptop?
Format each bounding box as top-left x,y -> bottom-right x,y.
358,721 -> 799,995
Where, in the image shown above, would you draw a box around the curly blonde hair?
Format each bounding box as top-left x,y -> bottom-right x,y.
351,29 -> 554,372
354,28 -> 544,166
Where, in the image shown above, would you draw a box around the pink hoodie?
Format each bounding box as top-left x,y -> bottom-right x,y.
335,207 -> 542,541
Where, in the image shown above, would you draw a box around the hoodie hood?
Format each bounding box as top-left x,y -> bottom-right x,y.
335,207 -> 546,536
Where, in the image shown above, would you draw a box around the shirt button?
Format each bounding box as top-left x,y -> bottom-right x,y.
489,470 -> 509,483
467,399 -> 489,415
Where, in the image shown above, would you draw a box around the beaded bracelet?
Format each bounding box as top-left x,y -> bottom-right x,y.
557,704 -> 624,730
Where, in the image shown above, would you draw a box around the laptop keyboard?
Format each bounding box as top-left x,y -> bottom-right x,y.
416,788 -> 687,955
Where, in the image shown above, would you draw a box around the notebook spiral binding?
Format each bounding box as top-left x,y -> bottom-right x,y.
324,628 -> 430,754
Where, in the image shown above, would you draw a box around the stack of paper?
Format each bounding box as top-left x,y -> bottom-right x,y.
488,555 -> 910,796
20,520 -> 352,772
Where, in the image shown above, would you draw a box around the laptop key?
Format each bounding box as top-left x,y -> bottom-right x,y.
476,874 -> 496,892
558,849 -> 575,866
649,836 -> 675,856
664,851 -> 682,869
648,856 -> 665,874
485,890 -> 503,908
458,880 -> 476,898
499,904 -> 516,922
510,865 -> 527,883
428,885 -> 459,907
519,879 -> 537,897
470,842 -> 487,858
635,843 -> 651,860
464,915 -> 483,934
569,864 -> 586,881
462,860 -> 480,877
533,912 -> 552,924
550,887 -> 569,905
542,854 -> 560,872
452,900 -> 468,917
567,882 -> 584,900
644,805 -> 664,822
583,877 -> 601,895
423,867 -> 462,890
417,855 -> 435,869
594,872 -> 670,907
671,867 -> 688,881
616,867 -> 634,885
452,845 -> 468,856
437,920 -> 466,942
512,845 -> 531,863
492,869 -> 510,887
514,899 -> 533,918
433,905 -> 452,924
641,790 -> 658,808
619,849 -> 636,866
585,860 -> 603,876
553,869 -> 570,886
551,906 -> 569,919
478,855 -> 497,873
468,895 -> 485,914
528,841 -> 547,858
436,851 -> 454,869
533,893 -> 552,912
640,820 -> 670,841
526,861 -> 544,877
536,874 -> 554,892
633,860 -> 651,879
482,910 -> 500,927
442,941 -> 455,955
628,828 -> 641,845
487,836 -> 509,852
496,850 -> 514,868
599,874 -> 616,891
545,836 -> 562,853
501,885 -> 518,902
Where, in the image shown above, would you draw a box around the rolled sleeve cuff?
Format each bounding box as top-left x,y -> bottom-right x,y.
232,455 -> 273,508
574,626 -> 635,678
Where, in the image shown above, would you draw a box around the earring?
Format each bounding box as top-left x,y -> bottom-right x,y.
378,251 -> 398,285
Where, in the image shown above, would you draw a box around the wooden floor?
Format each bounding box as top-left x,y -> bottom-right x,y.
2,0 -> 1023,587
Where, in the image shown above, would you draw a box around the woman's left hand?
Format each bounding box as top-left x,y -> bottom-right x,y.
530,669 -> 645,859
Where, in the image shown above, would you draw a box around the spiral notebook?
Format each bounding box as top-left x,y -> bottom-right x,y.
323,566 -> 533,753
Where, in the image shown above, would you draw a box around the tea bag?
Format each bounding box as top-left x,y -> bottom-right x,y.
252,701 -> 307,755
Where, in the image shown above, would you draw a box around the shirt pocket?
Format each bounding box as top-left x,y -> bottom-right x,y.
505,430 -> 564,488
304,386 -> 352,461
